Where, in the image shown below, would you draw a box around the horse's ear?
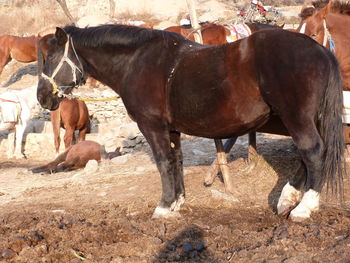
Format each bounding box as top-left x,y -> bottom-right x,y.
55,27 -> 68,46
318,2 -> 331,18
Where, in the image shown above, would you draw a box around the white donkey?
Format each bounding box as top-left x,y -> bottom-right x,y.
0,85 -> 38,158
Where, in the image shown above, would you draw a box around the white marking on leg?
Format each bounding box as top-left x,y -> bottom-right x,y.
277,182 -> 302,215
152,194 -> 185,219
170,194 -> 185,211
289,189 -> 320,222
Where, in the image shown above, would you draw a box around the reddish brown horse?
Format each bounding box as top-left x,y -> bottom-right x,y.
50,98 -> 91,154
0,35 -> 38,75
0,34 -> 54,75
297,0 -> 350,91
164,22 -> 282,45
30,140 -> 122,174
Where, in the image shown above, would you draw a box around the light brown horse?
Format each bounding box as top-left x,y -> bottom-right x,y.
50,98 -> 91,154
30,140 -> 122,173
0,34 -> 54,75
0,35 -> 38,75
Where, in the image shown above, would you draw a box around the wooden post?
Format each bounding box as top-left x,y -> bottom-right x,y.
186,0 -> 203,44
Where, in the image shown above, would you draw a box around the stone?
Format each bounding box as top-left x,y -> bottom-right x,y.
84,160 -> 99,174
110,153 -> 132,165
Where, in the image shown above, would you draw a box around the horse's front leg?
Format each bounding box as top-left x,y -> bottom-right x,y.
63,127 -> 75,149
0,122 -> 15,158
14,123 -> 26,159
138,121 -> 184,219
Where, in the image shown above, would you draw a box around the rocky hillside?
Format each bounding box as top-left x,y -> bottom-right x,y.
0,0 -> 303,35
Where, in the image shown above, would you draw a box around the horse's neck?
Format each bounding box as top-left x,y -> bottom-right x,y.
78,46 -> 133,93
327,13 -> 350,33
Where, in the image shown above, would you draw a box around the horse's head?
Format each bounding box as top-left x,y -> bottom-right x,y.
297,3 -> 331,46
37,27 -> 85,111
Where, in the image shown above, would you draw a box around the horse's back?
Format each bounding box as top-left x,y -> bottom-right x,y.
10,35 -> 38,62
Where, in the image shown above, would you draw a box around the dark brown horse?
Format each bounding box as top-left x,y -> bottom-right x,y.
165,22 -> 287,184
50,98 -> 91,154
36,25 -> 344,221
30,140 -> 122,173
0,34 -> 53,75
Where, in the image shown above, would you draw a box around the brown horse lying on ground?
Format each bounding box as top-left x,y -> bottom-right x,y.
30,140 -> 122,173
50,98 -> 91,154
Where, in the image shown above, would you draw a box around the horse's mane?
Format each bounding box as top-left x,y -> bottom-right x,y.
63,24 -> 183,48
311,0 -> 329,9
330,1 -> 350,16
299,0 -> 350,19
299,7 -> 316,19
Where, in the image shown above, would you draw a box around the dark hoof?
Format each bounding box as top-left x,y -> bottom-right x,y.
203,182 -> 212,187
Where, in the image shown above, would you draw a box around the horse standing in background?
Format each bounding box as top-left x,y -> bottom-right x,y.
0,34 -> 54,76
50,98 -> 91,155
0,85 -> 38,158
297,0 -> 350,91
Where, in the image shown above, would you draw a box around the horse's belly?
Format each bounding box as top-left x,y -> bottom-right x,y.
171,99 -> 270,138
10,48 -> 36,62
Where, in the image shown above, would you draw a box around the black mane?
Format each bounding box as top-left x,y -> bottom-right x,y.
63,24 -> 184,48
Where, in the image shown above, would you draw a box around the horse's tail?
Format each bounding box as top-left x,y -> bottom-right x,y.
319,54 -> 345,196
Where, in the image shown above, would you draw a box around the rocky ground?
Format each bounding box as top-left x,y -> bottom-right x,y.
1,42 -> 350,262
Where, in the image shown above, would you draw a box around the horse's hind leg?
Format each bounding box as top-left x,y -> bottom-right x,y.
277,123 -> 323,221
30,148 -> 70,173
204,138 -> 237,186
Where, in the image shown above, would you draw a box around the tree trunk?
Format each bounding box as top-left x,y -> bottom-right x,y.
109,0 -> 116,19
55,0 -> 76,25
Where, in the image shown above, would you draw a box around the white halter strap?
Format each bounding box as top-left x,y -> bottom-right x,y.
41,36 -> 84,96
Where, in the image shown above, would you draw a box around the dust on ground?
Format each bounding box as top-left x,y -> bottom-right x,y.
1,132 -> 350,263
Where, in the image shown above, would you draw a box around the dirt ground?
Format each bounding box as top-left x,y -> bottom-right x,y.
1,132 -> 350,263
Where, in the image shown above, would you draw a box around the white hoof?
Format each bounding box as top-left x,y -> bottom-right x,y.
152,195 -> 185,219
289,189 -> 319,222
14,153 -> 25,159
277,182 -> 302,216
170,194 -> 185,211
152,206 -> 181,219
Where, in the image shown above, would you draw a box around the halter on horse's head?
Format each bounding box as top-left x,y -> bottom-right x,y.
37,27 -> 85,110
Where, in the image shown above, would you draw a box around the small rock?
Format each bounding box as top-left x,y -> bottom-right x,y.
84,160 -> 99,173
110,154 -> 132,165
211,189 -> 239,202
191,149 -> 206,155
10,236 -> 27,253
1,249 -> 16,259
